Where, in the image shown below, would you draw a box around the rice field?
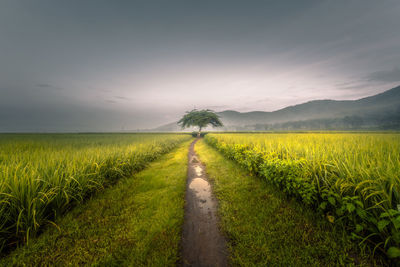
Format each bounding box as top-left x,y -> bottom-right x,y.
205,132 -> 400,259
0,133 -> 191,252
2,132 -> 399,262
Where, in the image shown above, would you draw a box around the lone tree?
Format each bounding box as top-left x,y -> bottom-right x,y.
178,109 -> 223,137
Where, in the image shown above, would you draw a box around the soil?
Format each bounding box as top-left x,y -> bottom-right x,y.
180,139 -> 228,267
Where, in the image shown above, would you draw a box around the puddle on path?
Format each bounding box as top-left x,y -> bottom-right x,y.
189,177 -> 212,212
193,165 -> 203,176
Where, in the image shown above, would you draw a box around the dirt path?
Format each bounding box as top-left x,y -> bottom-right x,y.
180,139 -> 228,267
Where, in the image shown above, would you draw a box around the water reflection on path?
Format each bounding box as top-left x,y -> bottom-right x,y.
189,177 -> 212,212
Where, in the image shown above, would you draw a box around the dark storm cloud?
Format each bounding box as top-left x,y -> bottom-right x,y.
0,0 -> 399,131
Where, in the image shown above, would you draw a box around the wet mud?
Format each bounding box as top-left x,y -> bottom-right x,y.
180,139 -> 228,267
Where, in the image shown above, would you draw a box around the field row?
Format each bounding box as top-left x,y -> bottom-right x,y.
0,134 -> 191,252
205,133 -> 400,259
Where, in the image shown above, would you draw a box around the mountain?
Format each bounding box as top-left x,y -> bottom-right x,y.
152,85 -> 400,131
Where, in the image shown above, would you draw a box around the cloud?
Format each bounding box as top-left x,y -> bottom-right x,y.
112,96 -> 133,101
203,105 -> 230,111
114,96 -> 128,99
367,67 -> 400,82
36,83 -> 51,88
35,83 -> 64,90
335,82 -> 369,91
1,1 -> 399,131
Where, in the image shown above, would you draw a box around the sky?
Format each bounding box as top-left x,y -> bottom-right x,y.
1,0 -> 400,132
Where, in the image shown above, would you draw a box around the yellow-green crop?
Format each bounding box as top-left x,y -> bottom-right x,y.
0,133 -> 191,252
205,132 -> 400,259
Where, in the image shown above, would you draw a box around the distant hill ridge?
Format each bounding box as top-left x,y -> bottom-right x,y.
153,85 -> 400,131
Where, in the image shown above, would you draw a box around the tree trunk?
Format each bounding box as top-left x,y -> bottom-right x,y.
197,127 -> 202,138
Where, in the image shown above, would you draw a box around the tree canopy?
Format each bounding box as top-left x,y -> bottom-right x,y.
177,109 -> 223,133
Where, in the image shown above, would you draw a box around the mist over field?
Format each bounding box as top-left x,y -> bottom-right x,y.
154,85 -> 400,131
0,0 -> 400,132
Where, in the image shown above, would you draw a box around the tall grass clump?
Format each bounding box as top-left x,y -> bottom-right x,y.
0,133 -> 191,252
205,133 -> 400,260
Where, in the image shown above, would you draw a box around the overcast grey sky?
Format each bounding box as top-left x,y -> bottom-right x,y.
1,0 -> 400,131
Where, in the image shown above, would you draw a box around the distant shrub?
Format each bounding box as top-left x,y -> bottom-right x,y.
191,132 -> 208,137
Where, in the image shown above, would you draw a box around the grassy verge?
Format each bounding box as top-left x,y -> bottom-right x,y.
0,140 -> 191,266
196,139 -> 385,266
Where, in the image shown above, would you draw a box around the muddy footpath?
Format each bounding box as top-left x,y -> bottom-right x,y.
180,139 -> 228,267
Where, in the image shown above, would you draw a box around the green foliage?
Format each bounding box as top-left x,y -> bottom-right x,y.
0,133 -> 191,253
177,109 -> 223,133
388,247 -> 400,258
205,133 -> 400,261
